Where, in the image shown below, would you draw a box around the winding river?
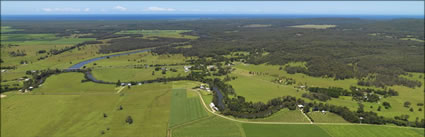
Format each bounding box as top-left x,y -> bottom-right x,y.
66,48 -> 224,108
68,49 -> 151,69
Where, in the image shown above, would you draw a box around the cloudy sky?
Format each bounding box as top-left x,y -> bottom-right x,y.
1,1 -> 424,15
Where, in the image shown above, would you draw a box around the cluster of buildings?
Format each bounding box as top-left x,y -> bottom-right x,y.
199,84 -> 211,92
120,82 -> 143,87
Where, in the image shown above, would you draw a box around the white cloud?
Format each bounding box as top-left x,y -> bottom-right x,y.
113,6 -> 127,11
145,6 -> 176,12
42,8 -> 90,12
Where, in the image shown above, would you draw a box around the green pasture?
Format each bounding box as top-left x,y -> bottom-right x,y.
243,124 -> 330,137
1,76 -> 174,137
91,67 -> 187,83
308,112 -> 348,123
249,108 -> 310,123
317,124 -> 424,137
85,52 -> 189,68
230,63 -> 424,121
228,68 -> 304,102
172,116 -> 244,137
33,72 -> 116,93
169,89 -> 208,127
1,33 -> 94,67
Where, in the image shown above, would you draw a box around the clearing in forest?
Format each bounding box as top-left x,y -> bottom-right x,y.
289,24 -> 336,29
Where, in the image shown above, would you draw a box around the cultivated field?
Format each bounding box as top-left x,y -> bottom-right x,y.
169,89 -> 208,127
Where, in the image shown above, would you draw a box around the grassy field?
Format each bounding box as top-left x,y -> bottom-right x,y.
307,112 -> 348,123
243,124 -> 330,137
33,72 -> 116,93
230,63 -> 424,121
317,125 -> 424,137
86,52 -> 190,82
169,89 -> 208,127
1,33 -> 95,67
249,109 -> 310,123
115,30 -> 198,40
288,24 -> 337,29
172,116 -> 244,137
1,77 -> 174,137
228,68 -> 304,102
91,67 -> 187,82
85,52 -> 189,68
1,43 -> 102,83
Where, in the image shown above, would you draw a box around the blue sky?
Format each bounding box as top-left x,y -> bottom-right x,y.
1,1 -> 424,15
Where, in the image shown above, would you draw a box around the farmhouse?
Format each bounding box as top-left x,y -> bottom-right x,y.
298,104 -> 304,109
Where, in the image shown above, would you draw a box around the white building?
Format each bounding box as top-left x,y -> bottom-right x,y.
184,66 -> 192,72
207,65 -> 215,69
209,103 -> 219,111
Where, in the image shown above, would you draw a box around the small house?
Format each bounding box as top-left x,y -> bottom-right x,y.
209,103 -> 219,111
213,106 -> 219,111
207,65 -> 215,69
297,104 -> 304,108
184,66 -> 192,72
